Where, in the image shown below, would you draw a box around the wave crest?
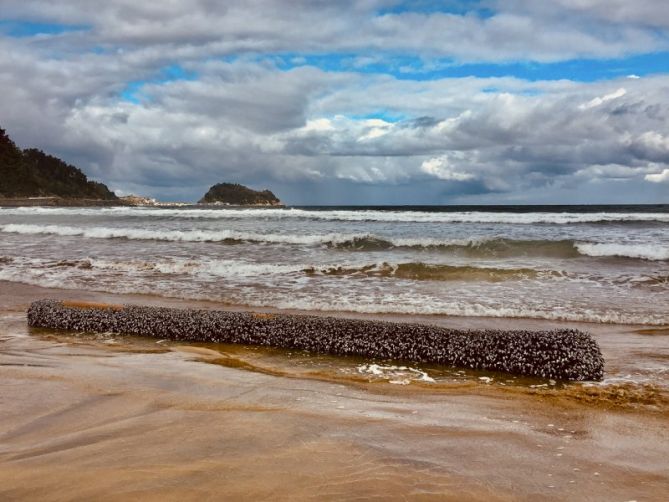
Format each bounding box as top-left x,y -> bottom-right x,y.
575,242 -> 669,261
2,223 -> 667,261
304,262 -> 543,282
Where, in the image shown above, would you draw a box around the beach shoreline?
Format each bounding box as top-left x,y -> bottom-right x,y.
1,280 -> 668,500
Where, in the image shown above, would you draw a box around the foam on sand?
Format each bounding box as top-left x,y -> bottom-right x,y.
27,299 -> 605,381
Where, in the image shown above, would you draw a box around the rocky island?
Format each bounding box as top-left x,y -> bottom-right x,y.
199,182 -> 282,206
0,127 -> 118,206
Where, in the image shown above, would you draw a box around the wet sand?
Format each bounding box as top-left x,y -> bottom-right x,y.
1,281 -> 668,501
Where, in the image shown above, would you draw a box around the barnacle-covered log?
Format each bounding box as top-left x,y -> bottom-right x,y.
27,299 -> 604,381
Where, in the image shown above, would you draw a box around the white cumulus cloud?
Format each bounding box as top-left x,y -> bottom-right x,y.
645,169 -> 669,183
578,88 -> 626,110
421,157 -> 476,182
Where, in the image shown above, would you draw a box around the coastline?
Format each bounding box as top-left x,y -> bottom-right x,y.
0,197 -> 124,207
0,198 -> 286,209
1,281 -> 668,500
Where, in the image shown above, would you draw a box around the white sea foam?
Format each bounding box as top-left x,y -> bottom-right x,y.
2,223 -> 665,263
576,242 -> 669,261
0,223 -> 364,246
3,206 -> 669,224
1,265 -> 666,324
3,223 -> 668,261
0,223 -> 504,250
357,364 -> 436,384
259,296 -> 669,325
0,255 -> 309,278
12,255 -> 535,284
87,257 -> 307,277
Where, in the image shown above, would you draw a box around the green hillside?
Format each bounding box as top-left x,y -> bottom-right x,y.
0,127 -> 117,200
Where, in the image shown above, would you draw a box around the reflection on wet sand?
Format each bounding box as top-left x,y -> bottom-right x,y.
1,282 -> 668,501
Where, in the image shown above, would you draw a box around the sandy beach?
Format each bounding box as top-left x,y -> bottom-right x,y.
1,281 -> 667,501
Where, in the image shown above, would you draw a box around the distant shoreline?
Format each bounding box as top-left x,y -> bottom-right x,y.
0,197 -> 124,207
0,197 -> 285,208
1,198 -> 665,212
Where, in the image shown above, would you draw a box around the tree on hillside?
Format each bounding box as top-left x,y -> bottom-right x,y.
0,127 -> 117,200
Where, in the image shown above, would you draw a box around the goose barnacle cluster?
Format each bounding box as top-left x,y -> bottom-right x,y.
27,299 -> 604,381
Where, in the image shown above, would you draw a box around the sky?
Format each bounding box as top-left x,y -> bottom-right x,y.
1,0 -> 668,204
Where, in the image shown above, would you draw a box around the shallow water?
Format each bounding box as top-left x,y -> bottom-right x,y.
7,280 -> 669,414
48,329 -> 669,413
1,205 -> 668,325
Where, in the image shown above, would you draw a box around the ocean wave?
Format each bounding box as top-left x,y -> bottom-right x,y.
91,257 -> 306,277
304,262 -> 544,282
0,256 -> 307,278
630,274 -> 669,287
0,224 -> 575,257
1,260 -> 667,324
257,297 -> 669,326
3,206 -> 669,224
1,255 -> 544,282
3,223 -> 667,261
331,236 -> 585,258
2,273 -> 666,325
575,243 -> 669,261
0,223 -> 360,246
9,255 -> 666,290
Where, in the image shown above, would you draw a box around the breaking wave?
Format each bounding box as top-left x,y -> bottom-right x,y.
574,243 -> 669,261
304,262 -> 544,282
330,236 -> 584,258
8,255 -> 665,289
1,256 -> 544,282
0,223 -> 356,246
0,256 -> 307,278
2,256 -> 667,325
2,223 -> 667,261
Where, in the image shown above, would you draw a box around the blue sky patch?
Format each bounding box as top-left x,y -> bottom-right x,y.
119,64 -> 199,104
119,82 -> 146,104
377,0 -> 494,18
348,110 -> 409,122
272,51 -> 669,83
0,19 -> 89,37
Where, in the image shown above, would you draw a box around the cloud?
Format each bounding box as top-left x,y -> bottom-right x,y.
645,168 -> 669,183
578,88 -> 626,110
421,156 -> 476,182
0,1 -> 668,202
545,0 -> 669,29
1,0 -> 668,62
3,48 -> 669,201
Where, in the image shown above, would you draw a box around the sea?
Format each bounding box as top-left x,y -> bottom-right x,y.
0,204 -> 668,326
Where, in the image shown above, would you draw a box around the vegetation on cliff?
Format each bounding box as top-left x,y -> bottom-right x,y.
199,182 -> 281,205
0,127 -> 117,200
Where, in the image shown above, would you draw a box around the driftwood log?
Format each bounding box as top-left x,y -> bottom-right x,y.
28,299 -> 604,381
